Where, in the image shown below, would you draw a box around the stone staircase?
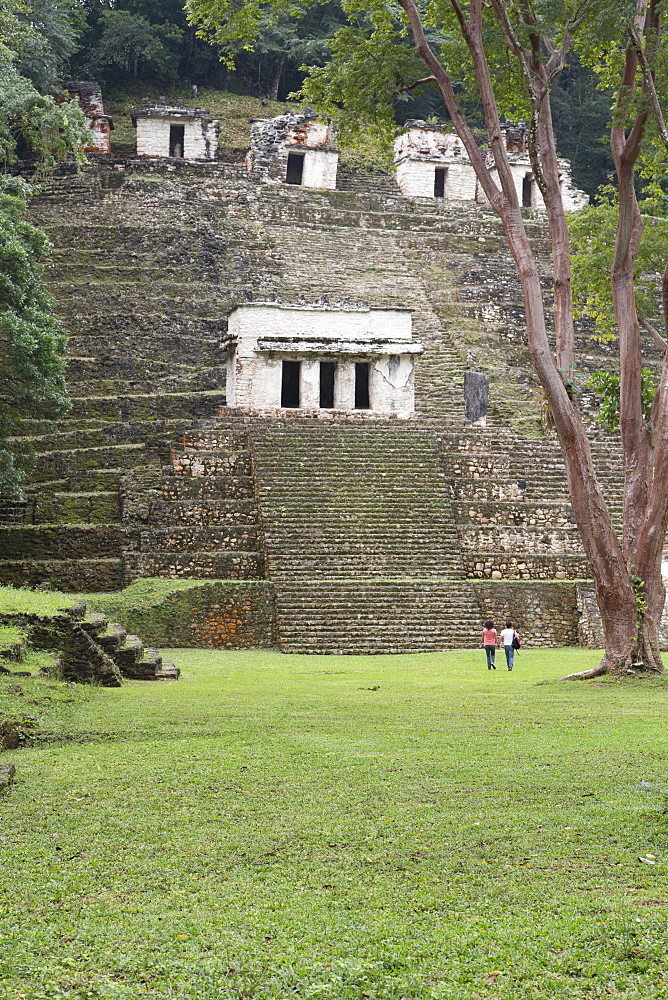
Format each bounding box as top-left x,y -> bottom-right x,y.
123,418 -> 266,583
247,415 -> 482,653
2,157 -> 649,654
2,600 -> 179,684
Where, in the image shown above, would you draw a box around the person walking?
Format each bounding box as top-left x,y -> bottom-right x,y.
481,620 -> 498,670
499,620 -> 519,670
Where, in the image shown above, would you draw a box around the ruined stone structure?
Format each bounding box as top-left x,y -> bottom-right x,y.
131,100 -> 220,160
394,120 -> 588,211
2,153 -> 653,652
64,81 -> 112,154
247,113 -> 338,188
394,124 -> 477,200
225,303 -> 422,415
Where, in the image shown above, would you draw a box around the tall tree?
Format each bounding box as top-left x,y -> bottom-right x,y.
0,3 -> 88,497
187,0 -> 668,679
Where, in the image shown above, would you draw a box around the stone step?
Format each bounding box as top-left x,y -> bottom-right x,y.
65,390 -> 226,423
0,559 -> 124,592
147,498 -> 259,526
124,551 -> 265,581
30,444 -> 147,482
138,525 -> 262,552
0,524 -> 134,559
274,579 -> 482,653
32,491 -> 120,525
97,623 -> 127,653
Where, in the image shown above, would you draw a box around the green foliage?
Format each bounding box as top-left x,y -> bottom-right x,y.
0,177 -> 71,497
87,9 -> 184,82
549,54 -> 614,198
13,0 -> 83,92
299,22 -> 427,152
4,649 -> 668,998
569,195 -> 668,343
630,573 -> 648,622
586,369 -> 658,434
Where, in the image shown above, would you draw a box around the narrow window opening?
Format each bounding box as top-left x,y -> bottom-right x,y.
434,167 -> 446,198
354,362 -> 370,410
281,360 -> 301,407
522,174 -> 533,208
169,124 -> 185,158
286,152 -> 305,185
319,361 -> 335,409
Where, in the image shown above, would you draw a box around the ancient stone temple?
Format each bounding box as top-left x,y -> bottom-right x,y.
483,123 -> 589,212
64,81 -> 113,154
247,112 -> 338,188
225,303 -> 422,416
394,119 -> 588,211
6,146 -> 655,653
131,100 -> 220,160
394,122 -> 477,200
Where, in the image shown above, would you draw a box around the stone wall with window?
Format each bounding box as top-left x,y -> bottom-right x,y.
131,103 -> 219,160
225,303 -> 422,416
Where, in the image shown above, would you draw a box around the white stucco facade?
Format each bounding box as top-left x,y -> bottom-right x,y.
394,120 -> 588,211
225,303 -> 422,416
247,114 -> 339,189
485,158 -> 589,212
131,104 -> 219,160
298,147 -> 339,189
394,125 -> 478,200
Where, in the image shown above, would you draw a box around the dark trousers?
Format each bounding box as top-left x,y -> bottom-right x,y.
484,644 -> 496,668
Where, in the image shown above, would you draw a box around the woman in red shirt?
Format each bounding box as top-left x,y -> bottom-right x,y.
481,620 -> 498,670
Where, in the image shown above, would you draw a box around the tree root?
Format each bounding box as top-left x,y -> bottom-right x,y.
560,661 -> 608,681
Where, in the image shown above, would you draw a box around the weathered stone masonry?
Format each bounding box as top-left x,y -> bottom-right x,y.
1,156 -> 648,650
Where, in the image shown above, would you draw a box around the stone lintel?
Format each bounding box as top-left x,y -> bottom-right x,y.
255,338 -> 424,356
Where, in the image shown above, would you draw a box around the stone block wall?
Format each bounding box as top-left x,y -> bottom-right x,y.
473,581 -> 580,646
136,116 -> 219,160
95,581 -> 276,648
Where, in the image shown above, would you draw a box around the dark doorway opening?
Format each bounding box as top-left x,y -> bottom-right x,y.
319,361 -> 335,408
281,360 -> 301,407
522,174 -> 533,208
434,167 -> 446,198
286,153 -> 305,185
354,362 -> 370,409
169,124 -> 185,158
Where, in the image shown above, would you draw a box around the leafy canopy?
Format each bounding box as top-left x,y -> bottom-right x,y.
0,177 -> 71,496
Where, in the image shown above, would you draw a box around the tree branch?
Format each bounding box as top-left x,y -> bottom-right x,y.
395,0 -> 504,209
639,314 -> 668,352
393,75 -> 436,95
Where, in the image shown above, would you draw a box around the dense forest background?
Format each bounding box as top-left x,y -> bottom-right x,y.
4,0 -> 615,194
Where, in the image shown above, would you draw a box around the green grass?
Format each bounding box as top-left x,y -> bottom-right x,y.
2,648 -> 668,999
0,585 -> 83,616
0,623 -> 24,648
79,577 -> 232,611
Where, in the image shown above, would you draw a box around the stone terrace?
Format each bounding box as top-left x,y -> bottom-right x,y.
0,158 -> 634,649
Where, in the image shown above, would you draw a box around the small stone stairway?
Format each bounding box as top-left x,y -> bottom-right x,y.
124,419 -> 266,582
248,415 -> 482,653
1,600 -> 179,686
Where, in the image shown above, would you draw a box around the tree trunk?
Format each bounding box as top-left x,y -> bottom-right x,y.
270,57 -> 284,101
397,0 -> 667,678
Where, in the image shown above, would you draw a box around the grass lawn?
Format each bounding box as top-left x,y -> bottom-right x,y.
2,647 -> 668,999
